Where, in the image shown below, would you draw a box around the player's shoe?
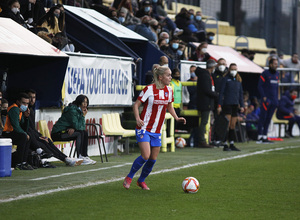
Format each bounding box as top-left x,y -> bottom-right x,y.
123,176 -> 132,189
230,144 -> 241,151
137,181 -> 150,190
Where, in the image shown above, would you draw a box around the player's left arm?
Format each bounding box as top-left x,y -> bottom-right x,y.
167,103 -> 186,124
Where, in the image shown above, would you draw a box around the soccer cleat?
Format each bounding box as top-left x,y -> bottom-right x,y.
256,138 -> 263,144
41,162 -> 56,168
123,176 -> 132,189
223,145 -> 231,151
84,156 -> 97,165
21,163 -> 34,170
262,138 -> 273,144
137,181 -> 150,190
230,145 -> 241,151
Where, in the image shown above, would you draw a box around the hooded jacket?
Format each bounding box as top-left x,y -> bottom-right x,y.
51,104 -> 85,134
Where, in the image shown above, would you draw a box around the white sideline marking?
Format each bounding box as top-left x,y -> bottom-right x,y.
30,163 -> 132,181
0,146 -> 298,204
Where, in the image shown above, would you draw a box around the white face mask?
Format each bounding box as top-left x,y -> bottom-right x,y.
218,65 -> 226,72
230,70 -> 237,77
11,7 -> 19,14
201,48 -> 207,53
162,64 -> 168,67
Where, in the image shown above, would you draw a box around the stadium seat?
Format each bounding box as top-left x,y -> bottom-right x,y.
161,113 -> 175,152
272,111 -> 289,138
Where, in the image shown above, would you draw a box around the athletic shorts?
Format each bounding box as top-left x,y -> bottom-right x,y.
222,105 -> 239,117
135,129 -> 161,147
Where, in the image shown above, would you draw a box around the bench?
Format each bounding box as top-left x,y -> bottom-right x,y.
272,111 -> 289,137
161,113 -> 175,152
102,113 -> 135,156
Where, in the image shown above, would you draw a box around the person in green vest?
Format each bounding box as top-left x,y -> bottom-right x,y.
170,68 -> 182,117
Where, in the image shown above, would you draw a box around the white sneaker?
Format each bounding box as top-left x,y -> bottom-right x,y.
84,156 -> 97,165
174,28 -> 183,36
65,157 -> 83,166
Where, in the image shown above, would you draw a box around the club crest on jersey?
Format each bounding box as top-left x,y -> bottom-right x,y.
165,92 -> 168,98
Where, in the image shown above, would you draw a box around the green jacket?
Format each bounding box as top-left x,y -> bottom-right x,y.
4,104 -> 29,135
51,104 -> 86,134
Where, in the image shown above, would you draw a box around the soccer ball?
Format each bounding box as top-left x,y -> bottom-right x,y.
182,177 -> 200,193
175,137 -> 186,148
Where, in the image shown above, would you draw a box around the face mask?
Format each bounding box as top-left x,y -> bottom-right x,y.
209,36 -> 214,41
162,64 -> 168,67
230,70 -> 237,77
1,109 -> 7,116
144,7 -> 150,12
218,65 -> 226,72
165,39 -> 169,44
173,76 -> 180,80
191,72 -> 196,78
152,0 -> 158,3
20,104 -> 28,112
195,15 -> 202,21
190,15 -> 194,20
54,13 -> 60,18
11,7 -> 19,14
291,95 -> 297,100
118,17 -> 125,23
201,48 -> 207,53
157,28 -> 161,33
172,43 -> 179,50
177,50 -> 183,56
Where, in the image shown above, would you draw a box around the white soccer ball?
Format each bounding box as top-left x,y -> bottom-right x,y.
175,137 -> 186,148
182,177 -> 200,193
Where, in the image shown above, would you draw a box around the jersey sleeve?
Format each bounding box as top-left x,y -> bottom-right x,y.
137,86 -> 151,103
168,86 -> 174,103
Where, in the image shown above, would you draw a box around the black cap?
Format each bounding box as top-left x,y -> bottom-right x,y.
143,0 -> 151,6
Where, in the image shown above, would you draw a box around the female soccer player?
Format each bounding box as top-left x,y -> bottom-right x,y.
123,66 -> 186,190
217,63 -> 244,151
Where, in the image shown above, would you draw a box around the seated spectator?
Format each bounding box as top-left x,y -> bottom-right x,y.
159,31 -> 169,44
206,32 -> 215,44
0,0 -> 29,29
51,95 -> 96,165
26,89 -> 83,167
248,50 -> 256,61
276,89 -> 300,137
281,53 -> 300,83
241,48 -> 249,59
175,8 -> 198,43
194,11 -> 205,34
159,55 -> 169,66
2,93 -> 32,170
190,42 -> 214,62
158,38 -> 168,51
162,36 -> 181,68
118,6 -> 141,26
19,0 -> 45,25
127,15 -> 157,42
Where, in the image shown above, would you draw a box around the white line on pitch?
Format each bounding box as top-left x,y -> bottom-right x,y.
0,146 -> 298,204
30,163 -> 132,181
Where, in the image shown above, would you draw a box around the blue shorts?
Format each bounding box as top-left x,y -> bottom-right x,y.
135,129 -> 161,147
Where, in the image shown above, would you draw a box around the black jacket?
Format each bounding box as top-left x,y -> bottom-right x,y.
196,67 -> 218,111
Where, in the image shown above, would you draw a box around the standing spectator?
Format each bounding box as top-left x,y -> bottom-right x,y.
281,53 -> 300,83
123,66 -> 186,190
196,59 -> 218,148
187,65 -> 197,110
170,68 -> 182,117
190,42 -> 214,62
217,63 -> 244,151
51,95 -> 96,165
257,58 -> 279,143
27,89 -> 83,167
2,93 -> 32,170
276,89 -> 300,137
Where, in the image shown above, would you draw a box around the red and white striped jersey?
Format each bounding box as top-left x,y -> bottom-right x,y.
137,84 -> 174,133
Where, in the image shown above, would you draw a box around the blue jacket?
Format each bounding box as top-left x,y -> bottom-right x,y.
218,74 -> 244,107
257,69 -> 279,106
276,91 -> 295,119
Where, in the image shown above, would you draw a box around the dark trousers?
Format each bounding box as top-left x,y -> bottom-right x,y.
52,130 -> 88,157
3,131 -> 30,166
28,130 -> 67,161
198,111 -> 210,143
257,104 -> 277,135
278,115 -> 300,133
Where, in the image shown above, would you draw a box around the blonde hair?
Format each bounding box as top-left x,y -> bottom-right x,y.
152,66 -> 170,88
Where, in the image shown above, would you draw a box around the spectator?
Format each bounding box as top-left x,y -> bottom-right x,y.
37,6 -> 61,35
281,53 -> 300,83
123,66 -> 186,190
187,65 -> 197,109
26,89 -> 83,167
276,89 -> 300,137
19,0 -> 45,25
265,50 -> 280,67
51,95 -> 96,165
248,51 -> 256,61
245,104 -> 259,140
1,98 -> 8,128
257,58 -> 279,143
194,11 -> 205,34
135,0 -> 153,18
158,38 -> 168,51
0,0 -> 29,29
170,68 -> 182,117
211,58 -> 227,146
177,43 -> 186,60
159,31 -> 169,44
175,8 -> 198,43
206,32 -> 215,44
163,36 -> 181,69
190,42 -> 214,62
128,15 -> 157,42
241,48 -> 249,59
2,93 -> 32,170
159,55 -> 169,67
118,6 -> 141,26
149,18 -> 159,40
217,63 -> 244,151
196,59 -> 218,148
